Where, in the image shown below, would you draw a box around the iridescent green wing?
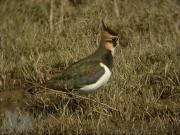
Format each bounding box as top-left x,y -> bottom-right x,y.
45,61 -> 105,90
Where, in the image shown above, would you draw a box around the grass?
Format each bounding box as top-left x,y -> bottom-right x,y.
0,0 -> 180,134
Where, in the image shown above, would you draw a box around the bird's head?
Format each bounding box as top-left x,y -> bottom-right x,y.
101,19 -> 119,56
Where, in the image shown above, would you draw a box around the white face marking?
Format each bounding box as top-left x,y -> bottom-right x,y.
105,37 -> 119,56
116,39 -> 120,46
112,38 -> 120,56
111,47 -> 115,56
79,62 -> 111,93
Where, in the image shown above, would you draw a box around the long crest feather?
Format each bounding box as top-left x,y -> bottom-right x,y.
102,19 -> 107,31
101,19 -> 118,37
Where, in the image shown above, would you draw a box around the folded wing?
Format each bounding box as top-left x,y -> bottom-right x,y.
44,61 -> 105,90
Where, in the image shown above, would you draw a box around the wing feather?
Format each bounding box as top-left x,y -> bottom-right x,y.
45,61 -> 105,90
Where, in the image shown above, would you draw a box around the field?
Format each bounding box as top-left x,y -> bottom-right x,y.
0,0 -> 180,134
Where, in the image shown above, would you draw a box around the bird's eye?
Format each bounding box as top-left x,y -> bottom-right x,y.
105,37 -> 119,47
112,38 -> 119,46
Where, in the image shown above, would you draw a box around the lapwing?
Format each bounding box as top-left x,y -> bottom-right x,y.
44,20 -> 120,93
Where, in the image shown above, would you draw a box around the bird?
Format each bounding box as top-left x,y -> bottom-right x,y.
44,20 -> 120,93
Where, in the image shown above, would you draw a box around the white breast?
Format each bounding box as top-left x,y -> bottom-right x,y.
79,62 -> 111,92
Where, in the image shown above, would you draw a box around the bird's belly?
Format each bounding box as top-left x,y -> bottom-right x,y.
79,63 -> 111,92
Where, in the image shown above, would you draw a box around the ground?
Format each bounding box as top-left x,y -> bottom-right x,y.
0,0 -> 180,134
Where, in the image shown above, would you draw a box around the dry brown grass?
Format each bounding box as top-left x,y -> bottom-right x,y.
0,0 -> 180,134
